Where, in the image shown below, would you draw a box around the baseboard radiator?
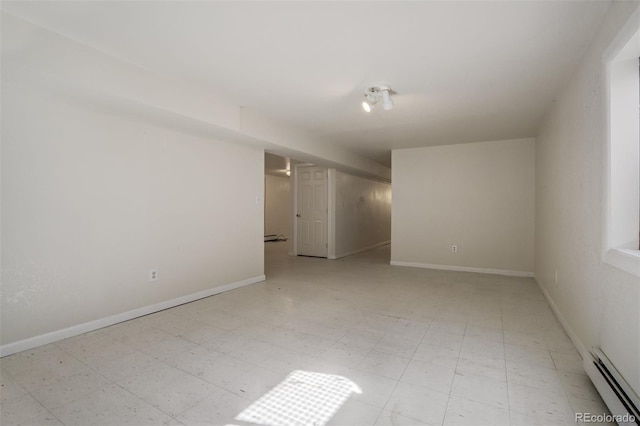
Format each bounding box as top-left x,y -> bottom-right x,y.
586,349 -> 639,425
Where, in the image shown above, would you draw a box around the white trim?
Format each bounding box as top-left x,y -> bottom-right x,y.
329,241 -> 390,260
603,248 -> 640,277
601,7 -> 640,277
390,261 -> 533,277
536,275 -> 640,424
292,164 -> 299,256
292,162 -> 317,257
327,168 -> 336,259
0,275 -> 265,357
534,276 -> 587,357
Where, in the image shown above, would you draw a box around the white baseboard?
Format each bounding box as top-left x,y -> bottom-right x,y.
329,241 -> 391,260
536,276 -> 638,424
533,276 -> 587,356
0,275 -> 265,357
389,261 -> 533,277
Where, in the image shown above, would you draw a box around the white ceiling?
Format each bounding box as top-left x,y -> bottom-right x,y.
2,1 -> 611,166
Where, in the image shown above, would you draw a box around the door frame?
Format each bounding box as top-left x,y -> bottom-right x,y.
292,163 -> 334,258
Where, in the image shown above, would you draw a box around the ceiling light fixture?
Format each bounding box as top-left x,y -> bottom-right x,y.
362,85 -> 394,112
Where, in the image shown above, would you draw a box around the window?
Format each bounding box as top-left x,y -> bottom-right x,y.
603,11 -> 640,277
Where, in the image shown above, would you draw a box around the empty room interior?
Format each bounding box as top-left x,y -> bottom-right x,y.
1,1 -> 639,426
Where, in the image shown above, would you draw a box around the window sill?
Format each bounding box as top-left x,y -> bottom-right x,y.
603,248 -> 640,277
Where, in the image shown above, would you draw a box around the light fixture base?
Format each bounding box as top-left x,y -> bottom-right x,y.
362,85 -> 394,112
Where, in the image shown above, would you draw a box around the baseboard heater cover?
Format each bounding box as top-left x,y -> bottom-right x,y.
588,349 -> 639,425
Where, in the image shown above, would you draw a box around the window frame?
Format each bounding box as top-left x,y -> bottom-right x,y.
602,8 -> 640,277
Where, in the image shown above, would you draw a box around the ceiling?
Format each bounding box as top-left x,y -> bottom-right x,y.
2,1 -> 611,166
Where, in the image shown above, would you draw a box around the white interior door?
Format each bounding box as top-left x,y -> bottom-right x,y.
296,166 -> 328,257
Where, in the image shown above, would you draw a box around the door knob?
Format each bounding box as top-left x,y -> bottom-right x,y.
296,214 -> 301,217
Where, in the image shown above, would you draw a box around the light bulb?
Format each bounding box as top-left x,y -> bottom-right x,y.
362,101 -> 372,112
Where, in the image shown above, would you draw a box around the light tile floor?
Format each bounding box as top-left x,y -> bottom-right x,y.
1,243 -> 613,425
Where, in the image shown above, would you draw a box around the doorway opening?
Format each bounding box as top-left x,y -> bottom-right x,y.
264,153 -> 331,277
264,152 -> 295,253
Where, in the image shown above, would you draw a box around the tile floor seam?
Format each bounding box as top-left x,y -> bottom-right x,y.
2,367 -> 67,426
368,299 -> 435,425
58,380 -> 160,425
500,317 -> 513,426
70,338 -> 230,423
441,320 -> 470,426
169,385 -> 223,421
38,341 -> 128,414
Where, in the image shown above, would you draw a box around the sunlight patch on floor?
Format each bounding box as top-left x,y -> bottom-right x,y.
234,370 -> 361,426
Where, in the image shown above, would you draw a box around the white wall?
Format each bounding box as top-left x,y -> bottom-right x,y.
1,82 -> 265,351
391,138 -> 535,275
0,9 -> 392,354
332,171 -> 391,259
535,1 -> 640,396
265,174 -> 292,238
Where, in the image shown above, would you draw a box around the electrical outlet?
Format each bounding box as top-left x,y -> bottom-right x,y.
149,269 -> 158,282
452,245 -> 458,253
